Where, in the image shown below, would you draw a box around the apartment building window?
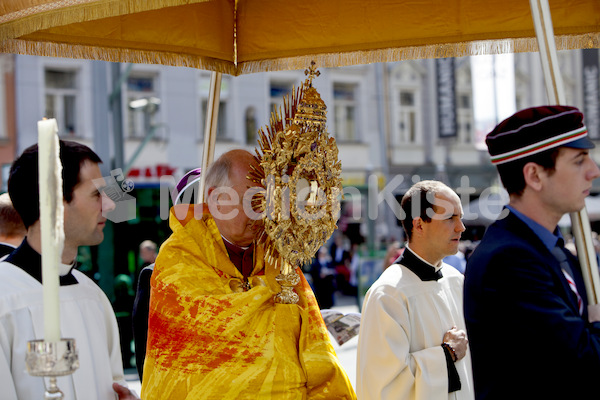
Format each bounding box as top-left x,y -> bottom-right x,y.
333,83 -> 358,142
199,74 -> 228,140
558,51 -> 576,106
395,89 -> 419,144
246,107 -> 258,144
270,82 -> 293,117
457,93 -> 473,144
44,68 -> 78,136
200,99 -> 228,139
127,74 -> 159,139
454,62 -> 474,145
391,62 -> 423,146
514,71 -> 529,111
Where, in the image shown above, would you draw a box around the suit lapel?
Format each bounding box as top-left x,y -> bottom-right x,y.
501,212 -> 588,317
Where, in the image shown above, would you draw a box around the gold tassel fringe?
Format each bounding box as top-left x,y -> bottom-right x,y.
0,38 -> 236,75
1,32 -> 598,77
238,33 -> 600,75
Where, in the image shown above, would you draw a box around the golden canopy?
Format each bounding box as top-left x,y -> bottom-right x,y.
2,0 -> 600,304
1,0 -> 599,76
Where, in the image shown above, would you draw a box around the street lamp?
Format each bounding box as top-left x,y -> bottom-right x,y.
125,96 -> 164,175
129,96 -> 161,112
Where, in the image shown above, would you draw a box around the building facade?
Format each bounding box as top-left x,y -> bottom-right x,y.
7,49 -> 600,250
0,54 -> 17,186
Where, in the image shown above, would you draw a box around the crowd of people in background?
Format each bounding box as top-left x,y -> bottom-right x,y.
303,228 -> 488,312
303,232 -> 362,309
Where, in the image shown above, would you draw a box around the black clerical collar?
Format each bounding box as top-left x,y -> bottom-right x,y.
5,239 -> 78,286
0,242 -> 16,258
395,247 -> 443,281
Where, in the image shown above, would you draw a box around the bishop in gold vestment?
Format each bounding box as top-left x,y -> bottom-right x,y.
141,205 -> 355,399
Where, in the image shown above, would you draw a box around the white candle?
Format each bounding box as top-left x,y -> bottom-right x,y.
38,118 -> 65,343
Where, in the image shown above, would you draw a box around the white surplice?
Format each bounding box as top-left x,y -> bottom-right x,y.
0,261 -> 126,400
357,260 -> 474,400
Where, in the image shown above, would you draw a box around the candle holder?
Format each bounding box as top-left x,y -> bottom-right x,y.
25,338 -> 79,400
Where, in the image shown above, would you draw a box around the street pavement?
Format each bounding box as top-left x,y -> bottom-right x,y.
125,293 -> 361,396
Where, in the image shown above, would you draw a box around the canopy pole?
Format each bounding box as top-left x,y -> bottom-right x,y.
198,71 -> 222,204
530,0 -> 600,304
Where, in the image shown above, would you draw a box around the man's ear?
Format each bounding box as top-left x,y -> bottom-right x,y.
522,162 -> 543,192
412,217 -> 424,236
206,187 -> 219,210
207,186 -> 216,201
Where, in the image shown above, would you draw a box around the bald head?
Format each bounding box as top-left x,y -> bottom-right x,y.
205,149 -> 261,246
203,149 -> 257,199
225,149 -> 258,179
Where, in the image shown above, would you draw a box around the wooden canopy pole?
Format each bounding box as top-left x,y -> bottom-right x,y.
530,0 -> 600,304
198,71 -> 222,204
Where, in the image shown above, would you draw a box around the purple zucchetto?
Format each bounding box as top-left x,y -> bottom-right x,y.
171,168 -> 202,205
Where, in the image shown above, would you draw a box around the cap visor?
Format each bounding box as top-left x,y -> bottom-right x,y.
564,136 -> 595,149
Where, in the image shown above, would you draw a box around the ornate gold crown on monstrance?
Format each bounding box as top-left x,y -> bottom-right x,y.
249,62 -> 343,304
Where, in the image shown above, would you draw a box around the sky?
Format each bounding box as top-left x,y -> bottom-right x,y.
471,54 -> 517,150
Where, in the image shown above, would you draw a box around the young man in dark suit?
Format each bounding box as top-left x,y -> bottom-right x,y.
464,105 -> 600,399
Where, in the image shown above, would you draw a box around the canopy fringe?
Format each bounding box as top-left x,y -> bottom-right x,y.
0,39 -> 236,75
1,32 -> 598,77
238,33 -> 600,75
0,0 -> 211,42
